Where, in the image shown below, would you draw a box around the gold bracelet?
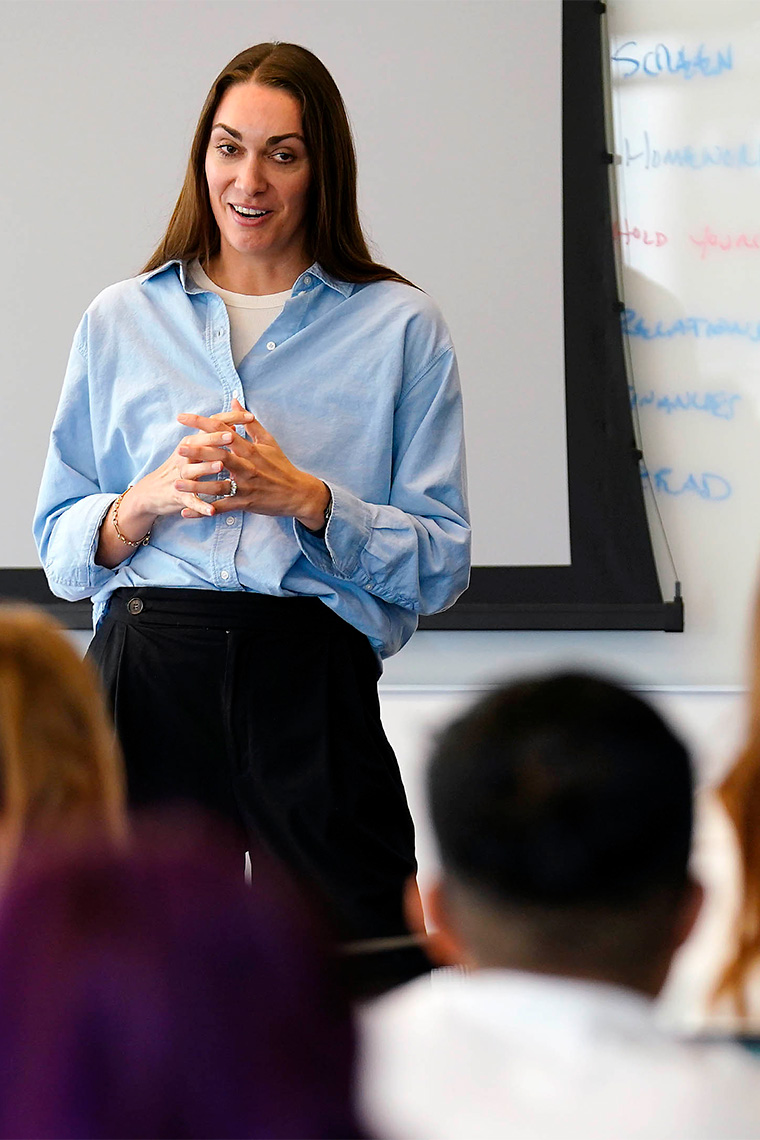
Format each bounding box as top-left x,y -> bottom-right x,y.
112,486 -> 151,548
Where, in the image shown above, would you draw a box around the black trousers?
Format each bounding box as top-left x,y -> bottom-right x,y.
87,588 -> 418,944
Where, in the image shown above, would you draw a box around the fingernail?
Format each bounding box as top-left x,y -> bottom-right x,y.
213,462 -> 222,472
222,433 -> 233,443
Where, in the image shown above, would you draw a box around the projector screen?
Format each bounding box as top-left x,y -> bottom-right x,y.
2,0 -> 568,568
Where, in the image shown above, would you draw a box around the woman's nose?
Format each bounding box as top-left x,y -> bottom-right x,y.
237,155 -> 267,196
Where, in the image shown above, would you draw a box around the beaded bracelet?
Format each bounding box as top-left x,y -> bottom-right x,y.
112,486 -> 151,548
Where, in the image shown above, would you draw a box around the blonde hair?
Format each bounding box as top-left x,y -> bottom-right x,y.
714,587 -> 760,1015
0,605 -> 126,867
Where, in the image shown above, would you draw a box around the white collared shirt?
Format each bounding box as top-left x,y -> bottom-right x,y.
359,968 -> 760,1139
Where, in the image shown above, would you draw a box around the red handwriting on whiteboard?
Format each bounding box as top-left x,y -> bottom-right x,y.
613,219 -> 668,247
690,224 -> 760,259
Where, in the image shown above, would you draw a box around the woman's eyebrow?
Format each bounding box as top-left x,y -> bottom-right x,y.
266,133 -> 306,146
211,122 -> 243,140
210,123 -> 305,147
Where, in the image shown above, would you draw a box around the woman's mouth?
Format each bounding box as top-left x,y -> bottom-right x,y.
229,204 -> 272,223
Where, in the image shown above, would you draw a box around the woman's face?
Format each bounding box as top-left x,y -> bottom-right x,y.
205,82 -> 311,279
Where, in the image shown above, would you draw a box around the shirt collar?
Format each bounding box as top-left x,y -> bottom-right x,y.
301,263 -> 352,298
460,968 -> 657,1038
140,259 -> 353,299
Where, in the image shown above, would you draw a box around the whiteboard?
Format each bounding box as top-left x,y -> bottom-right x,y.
605,0 -> 760,685
2,0 -> 570,577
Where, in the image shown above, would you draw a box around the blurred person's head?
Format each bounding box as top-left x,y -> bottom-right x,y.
0,605 -> 125,867
715,585 -> 760,1015
0,818 -> 360,1139
425,672 -> 701,996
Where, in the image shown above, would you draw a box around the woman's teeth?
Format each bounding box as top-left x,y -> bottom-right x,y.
231,205 -> 268,217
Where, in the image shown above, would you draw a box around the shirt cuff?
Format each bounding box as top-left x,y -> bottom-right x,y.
293,481 -> 373,580
45,493 -> 120,597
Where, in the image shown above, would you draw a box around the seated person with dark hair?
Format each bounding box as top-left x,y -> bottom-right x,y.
360,672 -> 760,1140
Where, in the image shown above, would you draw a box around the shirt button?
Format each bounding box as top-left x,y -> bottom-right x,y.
220,570 -> 230,581
266,341 -> 276,351
302,274 -> 312,286
225,516 -> 236,526
233,390 -> 241,400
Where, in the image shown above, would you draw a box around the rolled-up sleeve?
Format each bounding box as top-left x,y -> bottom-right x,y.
295,346 -> 471,614
33,326 -> 118,601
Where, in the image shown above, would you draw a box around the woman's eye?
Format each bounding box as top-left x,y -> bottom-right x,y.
271,151 -> 295,163
216,143 -> 238,157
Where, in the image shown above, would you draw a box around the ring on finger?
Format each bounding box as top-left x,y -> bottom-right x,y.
229,478 -> 238,498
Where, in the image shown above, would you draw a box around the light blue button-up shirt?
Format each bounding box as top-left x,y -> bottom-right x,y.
34,261 -> 470,661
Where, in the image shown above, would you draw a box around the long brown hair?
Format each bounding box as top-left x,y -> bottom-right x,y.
713,586 -> 760,1015
141,42 -> 412,287
0,605 -> 126,868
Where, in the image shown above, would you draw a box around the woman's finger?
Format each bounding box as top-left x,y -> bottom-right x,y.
178,412 -> 253,434
179,492 -> 215,517
180,429 -> 236,449
175,478 -> 230,496
178,461 -> 224,480
177,445 -> 231,463
240,414 -> 274,445
228,398 -> 252,440
211,409 -> 251,423
207,446 -> 257,476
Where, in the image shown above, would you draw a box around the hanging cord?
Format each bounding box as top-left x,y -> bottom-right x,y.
598,2 -> 680,600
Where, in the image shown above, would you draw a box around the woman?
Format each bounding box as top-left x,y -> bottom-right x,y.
0,605 -> 126,873
34,43 -> 470,965
0,824 -> 361,1139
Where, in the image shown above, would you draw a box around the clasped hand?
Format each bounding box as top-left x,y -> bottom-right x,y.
174,399 -> 328,531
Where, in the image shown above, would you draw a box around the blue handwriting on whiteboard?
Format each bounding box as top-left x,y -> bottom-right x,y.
641,466 -> 732,501
625,133 -> 760,170
623,309 -> 760,343
630,387 -> 741,420
612,42 -> 733,80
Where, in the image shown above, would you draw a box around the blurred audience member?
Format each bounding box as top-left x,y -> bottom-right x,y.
715,708 -> 760,1024
360,673 -> 760,1139
0,821 -> 361,1139
0,604 -> 125,869
662,587 -> 760,1037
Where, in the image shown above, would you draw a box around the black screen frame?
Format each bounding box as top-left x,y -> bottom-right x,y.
422,0 -> 681,633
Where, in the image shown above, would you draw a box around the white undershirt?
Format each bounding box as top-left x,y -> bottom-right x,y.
188,260 -> 291,368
